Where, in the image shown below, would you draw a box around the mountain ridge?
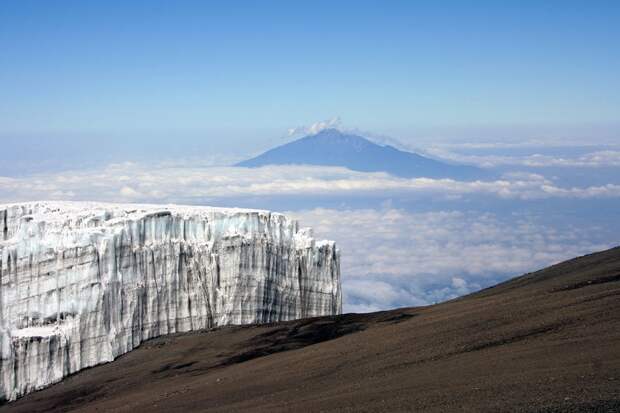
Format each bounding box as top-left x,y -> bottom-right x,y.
236,129 -> 489,180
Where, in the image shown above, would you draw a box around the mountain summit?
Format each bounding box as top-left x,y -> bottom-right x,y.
236,129 -> 487,180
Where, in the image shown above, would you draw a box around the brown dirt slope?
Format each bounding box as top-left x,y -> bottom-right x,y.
3,246 -> 620,412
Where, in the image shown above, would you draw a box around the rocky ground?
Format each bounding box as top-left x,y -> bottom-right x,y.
2,247 -> 619,412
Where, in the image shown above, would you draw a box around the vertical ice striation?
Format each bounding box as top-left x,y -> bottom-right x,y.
0,202 -> 341,401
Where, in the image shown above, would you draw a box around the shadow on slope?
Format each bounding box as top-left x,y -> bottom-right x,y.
222,311 -> 414,366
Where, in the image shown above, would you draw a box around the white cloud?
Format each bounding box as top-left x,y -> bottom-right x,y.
1,162 -> 617,313
287,117 -> 342,137
119,186 -> 142,198
425,148 -> 620,168
288,208 -> 613,312
1,162 -> 620,204
451,277 -> 468,290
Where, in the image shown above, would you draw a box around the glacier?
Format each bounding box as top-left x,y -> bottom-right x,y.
0,201 -> 341,401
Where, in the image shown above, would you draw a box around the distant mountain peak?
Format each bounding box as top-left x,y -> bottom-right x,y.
304,128 -> 351,141
299,129 -> 376,152
236,130 -> 489,180
313,127 -> 342,136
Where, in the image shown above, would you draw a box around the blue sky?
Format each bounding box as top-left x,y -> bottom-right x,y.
1,1 -> 620,311
1,0 -> 619,156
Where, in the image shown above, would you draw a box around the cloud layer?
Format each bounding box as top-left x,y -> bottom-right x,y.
2,162 -> 620,204
289,208 -> 612,312
1,162 -> 617,312
426,148 -> 620,168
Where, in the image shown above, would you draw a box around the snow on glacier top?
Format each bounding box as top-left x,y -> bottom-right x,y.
0,201 -> 336,250
0,200 -> 274,218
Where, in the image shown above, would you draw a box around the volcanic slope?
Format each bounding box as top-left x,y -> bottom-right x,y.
236,128 -> 488,180
3,247 -> 620,412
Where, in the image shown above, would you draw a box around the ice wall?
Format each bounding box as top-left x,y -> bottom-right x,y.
0,202 -> 341,401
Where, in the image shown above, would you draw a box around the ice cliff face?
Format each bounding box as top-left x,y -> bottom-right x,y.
0,201 -> 341,401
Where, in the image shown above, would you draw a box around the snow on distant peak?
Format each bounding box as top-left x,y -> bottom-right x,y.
287,117 -> 342,137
